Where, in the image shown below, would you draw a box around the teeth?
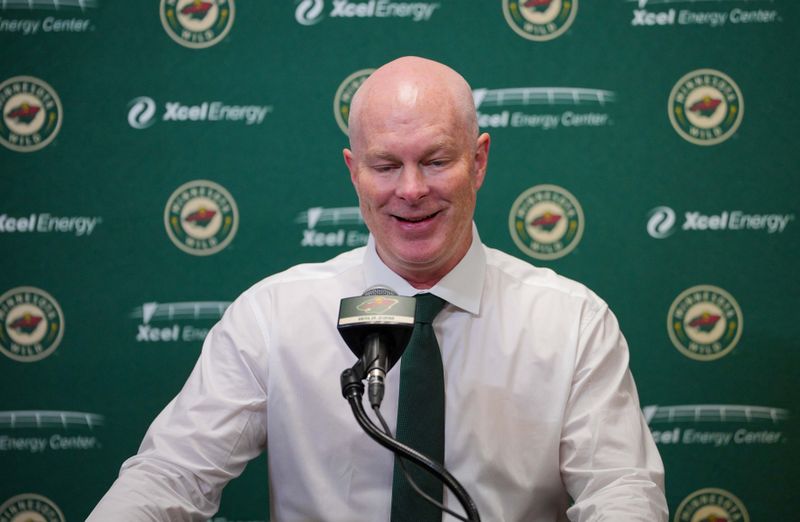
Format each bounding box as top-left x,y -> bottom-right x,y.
402,214 -> 433,222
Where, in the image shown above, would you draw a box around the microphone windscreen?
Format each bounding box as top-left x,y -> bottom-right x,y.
363,285 -> 397,296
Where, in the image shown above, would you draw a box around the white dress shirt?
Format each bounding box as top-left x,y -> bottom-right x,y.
89,226 -> 667,521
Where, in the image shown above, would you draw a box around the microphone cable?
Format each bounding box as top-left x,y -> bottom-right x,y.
341,367 -> 481,521
372,404 -> 469,522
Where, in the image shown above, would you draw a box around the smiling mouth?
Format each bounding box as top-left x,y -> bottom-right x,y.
394,211 -> 440,223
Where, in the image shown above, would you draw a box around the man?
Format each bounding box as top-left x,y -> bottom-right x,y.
89,57 -> 667,521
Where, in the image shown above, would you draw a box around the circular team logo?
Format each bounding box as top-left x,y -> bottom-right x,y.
334,69 -> 374,136
509,184 -> 584,260
667,285 -> 743,361
502,0 -> 578,42
0,493 -> 66,522
673,488 -> 750,522
164,179 -> 239,256
160,0 -> 235,49
0,287 -> 65,363
668,69 -> 744,146
0,76 -> 62,153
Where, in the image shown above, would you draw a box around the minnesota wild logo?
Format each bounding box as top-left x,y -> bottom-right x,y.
160,0 -> 235,49
357,296 -> 399,315
509,184 -> 584,260
689,97 -> 722,118
164,180 -> 239,256
667,285 -> 743,361
7,104 -> 40,123
0,76 -> 62,153
184,208 -> 217,227
0,494 -> 66,522
530,211 -> 561,231
0,287 -> 65,363
668,69 -> 744,146
673,488 -> 750,522
502,0 -> 578,42
334,68 -> 374,136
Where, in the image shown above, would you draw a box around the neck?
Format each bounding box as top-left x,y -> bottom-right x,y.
403,275 -> 440,290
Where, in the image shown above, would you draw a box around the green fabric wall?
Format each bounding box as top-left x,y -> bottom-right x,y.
2,1 -> 797,520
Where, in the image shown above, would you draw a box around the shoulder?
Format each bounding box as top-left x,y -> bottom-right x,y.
242,246 -> 367,301
217,246 -> 367,332
482,244 -> 607,314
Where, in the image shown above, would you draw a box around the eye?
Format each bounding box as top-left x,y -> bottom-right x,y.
426,158 -> 449,168
372,164 -> 397,173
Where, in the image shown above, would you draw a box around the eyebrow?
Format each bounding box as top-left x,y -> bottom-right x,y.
364,138 -> 459,162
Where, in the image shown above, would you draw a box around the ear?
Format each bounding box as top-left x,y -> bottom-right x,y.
472,132 -> 491,191
343,148 -> 358,188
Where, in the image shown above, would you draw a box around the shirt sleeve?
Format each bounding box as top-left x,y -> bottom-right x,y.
559,302 -> 668,521
87,293 -> 269,521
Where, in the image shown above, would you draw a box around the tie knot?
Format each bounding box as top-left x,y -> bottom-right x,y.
414,293 -> 446,324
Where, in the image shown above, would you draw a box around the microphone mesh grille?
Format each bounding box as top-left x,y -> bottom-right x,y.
362,285 -> 397,296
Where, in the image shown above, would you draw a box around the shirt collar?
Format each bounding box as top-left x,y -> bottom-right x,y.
363,223 -> 485,315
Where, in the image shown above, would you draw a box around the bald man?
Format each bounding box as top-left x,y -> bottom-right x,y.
89,57 -> 667,521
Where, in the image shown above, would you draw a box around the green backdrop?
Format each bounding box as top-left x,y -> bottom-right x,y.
2,1 -> 798,520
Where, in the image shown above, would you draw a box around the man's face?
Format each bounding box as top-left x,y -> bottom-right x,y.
344,94 -> 489,287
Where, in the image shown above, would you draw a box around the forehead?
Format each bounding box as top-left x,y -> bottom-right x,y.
362,119 -> 465,161
355,91 -> 467,155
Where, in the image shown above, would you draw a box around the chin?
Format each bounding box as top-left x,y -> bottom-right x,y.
393,237 -> 440,256
397,248 -> 447,271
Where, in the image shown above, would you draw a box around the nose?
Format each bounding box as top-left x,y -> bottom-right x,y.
394,164 -> 430,202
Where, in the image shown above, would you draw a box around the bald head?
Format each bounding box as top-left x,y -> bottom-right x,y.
347,56 -> 478,152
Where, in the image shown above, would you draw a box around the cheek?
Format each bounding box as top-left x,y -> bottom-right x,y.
357,190 -> 378,212
352,177 -> 372,205
450,183 -> 477,210
357,179 -> 391,208
355,187 -> 383,223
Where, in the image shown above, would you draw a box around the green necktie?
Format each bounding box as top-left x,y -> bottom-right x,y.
390,293 -> 447,522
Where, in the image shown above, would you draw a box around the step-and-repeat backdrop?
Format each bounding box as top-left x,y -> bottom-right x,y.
2,1 -> 798,520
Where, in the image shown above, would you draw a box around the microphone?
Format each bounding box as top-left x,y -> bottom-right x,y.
337,287 -> 483,521
337,285 -> 416,407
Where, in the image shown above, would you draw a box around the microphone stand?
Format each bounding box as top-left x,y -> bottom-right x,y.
341,366 -> 482,522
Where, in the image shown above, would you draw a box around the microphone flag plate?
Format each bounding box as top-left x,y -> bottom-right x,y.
337,293 -> 416,372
